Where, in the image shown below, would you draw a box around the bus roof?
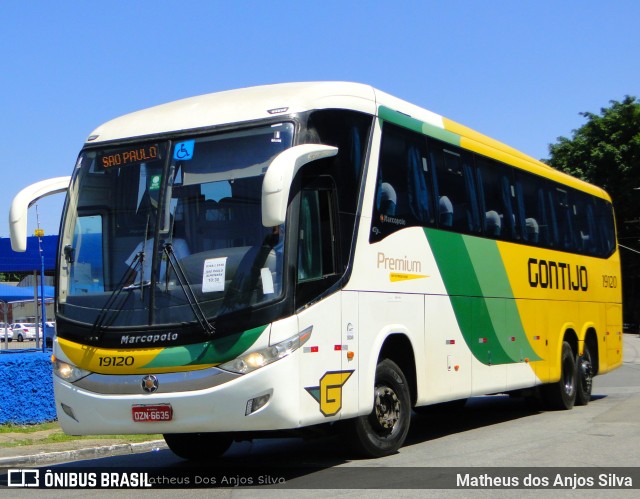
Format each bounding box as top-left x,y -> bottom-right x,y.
87,82 -> 378,144
86,81 -> 609,201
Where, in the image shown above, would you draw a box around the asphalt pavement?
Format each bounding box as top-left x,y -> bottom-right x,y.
1,333 -> 639,467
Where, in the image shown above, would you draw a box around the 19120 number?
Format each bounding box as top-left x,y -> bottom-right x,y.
98,356 -> 134,367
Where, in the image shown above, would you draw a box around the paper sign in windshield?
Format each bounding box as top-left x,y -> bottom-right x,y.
202,257 -> 227,293
261,267 -> 274,294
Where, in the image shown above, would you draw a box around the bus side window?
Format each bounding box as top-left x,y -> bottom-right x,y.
511,173 -> 553,248
476,157 -> 519,240
551,188 -> 576,251
298,190 -> 324,282
296,186 -> 339,307
304,109 -> 373,271
371,123 -> 434,242
573,192 -> 601,255
430,141 -> 480,234
594,198 -> 616,256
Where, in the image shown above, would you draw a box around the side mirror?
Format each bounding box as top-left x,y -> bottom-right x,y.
262,144 -> 338,227
9,176 -> 71,252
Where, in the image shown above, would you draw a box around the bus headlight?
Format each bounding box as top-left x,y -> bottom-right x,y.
219,326 -> 312,375
52,356 -> 91,383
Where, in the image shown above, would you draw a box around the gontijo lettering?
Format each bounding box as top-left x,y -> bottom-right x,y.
528,257 -> 588,291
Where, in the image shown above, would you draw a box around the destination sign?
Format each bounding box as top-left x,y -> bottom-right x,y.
99,145 -> 161,169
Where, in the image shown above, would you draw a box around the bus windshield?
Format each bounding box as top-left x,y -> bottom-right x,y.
58,123 -> 294,330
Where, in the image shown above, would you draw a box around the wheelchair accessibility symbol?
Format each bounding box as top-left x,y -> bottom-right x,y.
173,140 -> 195,160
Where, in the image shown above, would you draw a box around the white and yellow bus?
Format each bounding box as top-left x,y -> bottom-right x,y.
10,82 -> 622,458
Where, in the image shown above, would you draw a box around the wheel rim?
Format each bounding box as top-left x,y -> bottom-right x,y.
579,356 -> 593,393
373,384 -> 401,435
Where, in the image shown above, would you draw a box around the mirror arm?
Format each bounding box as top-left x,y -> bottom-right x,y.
9,176 -> 71,252
261,144 -> 338,227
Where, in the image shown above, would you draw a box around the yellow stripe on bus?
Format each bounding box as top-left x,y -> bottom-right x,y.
57,337 -> 216,375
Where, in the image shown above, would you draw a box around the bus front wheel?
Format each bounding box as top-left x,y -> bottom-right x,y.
348,359 -> 411,458
541,341 -> 577,410
163,432 -> 233,460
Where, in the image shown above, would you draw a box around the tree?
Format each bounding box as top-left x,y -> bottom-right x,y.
545,96 -> 640,326
0,272 -> 22,283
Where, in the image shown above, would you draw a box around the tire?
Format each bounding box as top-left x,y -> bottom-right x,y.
541,341 -> 577,410
17,334 -> 24,342
348,359 -> 411,458
163,432 -> 233,460
576,343 -> 593,406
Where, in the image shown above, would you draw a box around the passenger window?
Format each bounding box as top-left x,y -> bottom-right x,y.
429,140 -> 480,234
594,198 -> 616,255
572,192 -> 592,254
371,123 -> 434,242
515,172 -> 552,247
476,157 -> 519,240
550,188 -> 576,251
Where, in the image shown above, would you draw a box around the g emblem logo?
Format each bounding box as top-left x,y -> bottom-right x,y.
305,370 -> 354,416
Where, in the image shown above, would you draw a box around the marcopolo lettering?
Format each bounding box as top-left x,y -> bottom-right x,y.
528,258 -> 588,291
120,333 -> 179,345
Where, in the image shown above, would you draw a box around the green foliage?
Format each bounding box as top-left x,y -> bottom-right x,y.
0,272 -> 22,283
545,96 -> 640,237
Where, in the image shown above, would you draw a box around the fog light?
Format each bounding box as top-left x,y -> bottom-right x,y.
245,393 -> 271,416
61,403 -> 78,422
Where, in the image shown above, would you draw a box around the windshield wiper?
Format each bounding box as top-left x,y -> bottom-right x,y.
89,250 -> 145,341
163,242 -> 216,336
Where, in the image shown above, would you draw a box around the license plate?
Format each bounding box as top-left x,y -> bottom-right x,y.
132,404 -> 173,422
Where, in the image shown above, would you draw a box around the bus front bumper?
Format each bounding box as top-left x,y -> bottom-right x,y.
53,356 -> 302,436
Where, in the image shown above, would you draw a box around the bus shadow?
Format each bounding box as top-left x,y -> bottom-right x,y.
405,393 -> 607,446
168,393 -> 611,469
55,393 -> 609,487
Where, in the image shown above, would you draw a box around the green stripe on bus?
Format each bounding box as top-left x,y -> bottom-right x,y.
463,237 -> 540,362
141,325 -> 267,369
378,106 -> 460,146
424,229 -> 539,364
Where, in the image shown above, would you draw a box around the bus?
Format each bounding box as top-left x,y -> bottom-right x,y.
9,82 -> 622,459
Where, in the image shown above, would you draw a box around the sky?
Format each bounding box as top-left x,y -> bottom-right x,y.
1,0 -> 638,240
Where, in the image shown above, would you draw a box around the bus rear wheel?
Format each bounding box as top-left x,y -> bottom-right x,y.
576,344 -> 593,406
348,359 -> 411,458
541,341 -> 577,410
163,432 -> 233,460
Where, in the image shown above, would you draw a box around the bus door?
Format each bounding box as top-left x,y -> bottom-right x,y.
296,184 -> 357,424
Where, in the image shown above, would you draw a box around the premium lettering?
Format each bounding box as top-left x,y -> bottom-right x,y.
377,252 -> 422,272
